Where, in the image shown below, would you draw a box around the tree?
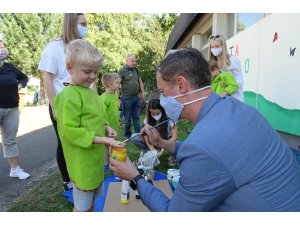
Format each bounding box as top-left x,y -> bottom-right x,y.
86,13 -> 178,95
135,13 -> 178,94
86,13 -> 145,93
0,13 -> 178,100
0,13 -> 62,102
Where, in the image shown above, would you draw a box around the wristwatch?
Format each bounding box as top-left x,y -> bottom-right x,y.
130,174 -> 144,190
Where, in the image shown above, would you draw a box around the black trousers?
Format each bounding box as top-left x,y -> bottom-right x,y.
49,105 -> 70,183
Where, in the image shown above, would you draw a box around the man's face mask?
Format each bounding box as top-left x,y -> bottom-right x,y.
160,85 -> 211,123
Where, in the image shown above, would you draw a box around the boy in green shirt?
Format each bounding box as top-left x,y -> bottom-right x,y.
54,39 -> 124,212
100,73 -> 121,168
208,60 -> 239,97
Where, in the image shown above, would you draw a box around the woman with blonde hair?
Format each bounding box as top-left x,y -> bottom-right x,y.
208,35 -> 244,102
39,13 -> 96,191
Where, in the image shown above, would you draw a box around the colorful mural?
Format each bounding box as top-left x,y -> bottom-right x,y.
226,14 -> 300,136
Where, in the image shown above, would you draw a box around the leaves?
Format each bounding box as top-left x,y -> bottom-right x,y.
0,13 -> 178,98
0,13 -> 62,78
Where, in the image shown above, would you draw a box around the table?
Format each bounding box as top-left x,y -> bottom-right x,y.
104,180 -> 173,212
62,171 -> 173,212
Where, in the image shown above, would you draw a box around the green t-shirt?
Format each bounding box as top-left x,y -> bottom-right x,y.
100,93 -> 119,131
118,65 -> 140,98
54,86 -> 105,190
212,71 -> 239,96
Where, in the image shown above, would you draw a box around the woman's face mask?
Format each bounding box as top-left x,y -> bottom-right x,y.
77,24 -> 88,38
211,47 -> 223,57
160,85 -> 211,123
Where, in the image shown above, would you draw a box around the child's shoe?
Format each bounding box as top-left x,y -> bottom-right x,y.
63,181 -> 73,192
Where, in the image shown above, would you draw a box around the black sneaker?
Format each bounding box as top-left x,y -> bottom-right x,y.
63,181 -> 73,192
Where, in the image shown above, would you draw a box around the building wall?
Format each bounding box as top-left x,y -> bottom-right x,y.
170,13 -> 300,148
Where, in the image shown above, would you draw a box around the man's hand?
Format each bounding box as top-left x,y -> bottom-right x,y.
141,124 -> 176,154
141,124 -> 163,148
109,157 -> 139,181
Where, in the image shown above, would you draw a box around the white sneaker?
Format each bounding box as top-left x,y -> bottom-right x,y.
9,166 -> 30,180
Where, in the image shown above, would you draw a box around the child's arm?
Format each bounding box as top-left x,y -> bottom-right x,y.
222,73 -> 239,96
105,125 -> 117,138
169,124 -> 178,142
93,136 -> 124,148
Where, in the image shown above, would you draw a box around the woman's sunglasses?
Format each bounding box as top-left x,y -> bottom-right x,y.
209,35 -> 224,40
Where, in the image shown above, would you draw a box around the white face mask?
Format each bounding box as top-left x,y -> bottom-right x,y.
160,86 -> 211,123
151,113 -> 162,121
211,47 -> 223,57
77,24 -> 88,38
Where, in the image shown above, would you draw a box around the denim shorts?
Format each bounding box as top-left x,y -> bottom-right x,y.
72,181 -> 103,212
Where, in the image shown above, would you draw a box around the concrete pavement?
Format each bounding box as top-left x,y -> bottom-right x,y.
0,105 -> 58,211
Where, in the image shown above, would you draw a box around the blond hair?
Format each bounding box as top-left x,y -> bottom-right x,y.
61,13 -> 83,45
101,73 -> 119,88
65,39 -> 103,68
207,35 -> 231,71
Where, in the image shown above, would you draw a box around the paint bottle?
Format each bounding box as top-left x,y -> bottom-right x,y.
111,147 -> 127,162
120,180 -> 130,204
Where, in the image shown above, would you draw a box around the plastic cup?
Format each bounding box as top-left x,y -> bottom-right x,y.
143,166 -> 155,181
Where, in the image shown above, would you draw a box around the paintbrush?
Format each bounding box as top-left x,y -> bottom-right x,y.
121,118 -> 171,143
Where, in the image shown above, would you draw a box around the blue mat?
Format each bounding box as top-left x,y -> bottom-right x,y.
62,171 -> 172,212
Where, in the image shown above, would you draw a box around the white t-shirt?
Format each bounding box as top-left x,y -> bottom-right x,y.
38,38 -> 70,95
143,118 -> 175,138
228,55 -> 244,102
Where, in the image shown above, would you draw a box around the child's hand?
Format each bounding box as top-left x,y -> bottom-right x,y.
105,125 -> 117,138
106,137 -> 125,148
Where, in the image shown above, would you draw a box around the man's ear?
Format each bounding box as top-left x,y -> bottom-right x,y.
66,63 -> 72,74
176,75 -> 188,93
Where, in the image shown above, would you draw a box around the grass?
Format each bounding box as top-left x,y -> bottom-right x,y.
8,118 -> 194,212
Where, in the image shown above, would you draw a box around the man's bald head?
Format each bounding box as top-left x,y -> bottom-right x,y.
126,54 -> 137,68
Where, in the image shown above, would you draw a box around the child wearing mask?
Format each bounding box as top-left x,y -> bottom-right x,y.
132,99 -> 178,166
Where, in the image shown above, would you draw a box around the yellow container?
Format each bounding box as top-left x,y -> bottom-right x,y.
111,147 -> 127,162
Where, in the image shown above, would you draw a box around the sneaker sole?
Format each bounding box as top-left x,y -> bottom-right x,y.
9,174 -> 30,180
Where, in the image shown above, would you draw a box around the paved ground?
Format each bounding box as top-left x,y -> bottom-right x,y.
0,105 -> 58,211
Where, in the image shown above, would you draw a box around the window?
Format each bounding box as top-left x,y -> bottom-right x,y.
237,13 -> 264,33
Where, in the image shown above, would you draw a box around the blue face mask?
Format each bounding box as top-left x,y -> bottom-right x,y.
160,86 -> 211,123
77,24 -> 88,38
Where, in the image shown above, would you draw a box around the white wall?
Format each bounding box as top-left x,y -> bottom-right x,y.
226,13 -> 300,110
